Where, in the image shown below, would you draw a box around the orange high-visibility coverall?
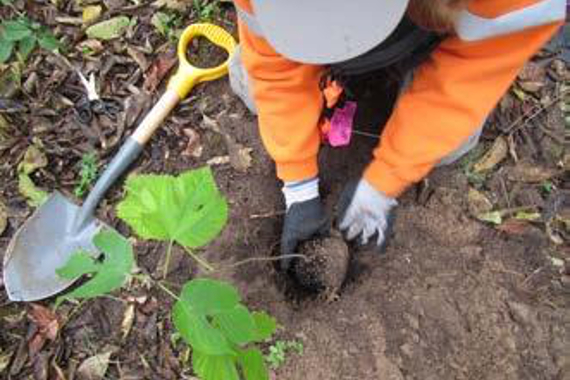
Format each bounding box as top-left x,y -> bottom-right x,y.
234,0 -> 564,197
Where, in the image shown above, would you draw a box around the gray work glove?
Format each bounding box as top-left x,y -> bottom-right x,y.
337,178 -> 397,250
280,177 -> 329,271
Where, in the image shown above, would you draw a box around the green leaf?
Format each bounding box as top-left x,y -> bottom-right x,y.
38,33 -> 61,51
18,173 -> 48,207
192,350 -> 239,380
214,305 -> 257,346
116,167 -> 228,248
238,348 -> 269,380
478,211 -> 503,225
17,36 -> 36,61
514,211 -> 541,221
86,16 -> 130,40
56,251 -> 99,278
252,311 -> 277,342
56,229 -> 134,300
0,38 -> 14,63
172,301 -> 234,355
2,21 -> 32,41
180,278 -> 240,315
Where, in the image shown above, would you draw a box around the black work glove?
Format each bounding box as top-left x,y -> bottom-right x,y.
281,197 -> 329,271
280,176 -> 329,271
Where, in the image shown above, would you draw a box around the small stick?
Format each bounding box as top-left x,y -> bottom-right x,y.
250,210 -> 285,219
217,254 -> 308,273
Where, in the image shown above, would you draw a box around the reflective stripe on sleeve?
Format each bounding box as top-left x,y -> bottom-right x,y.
235,5 -> 264,36
455,0 -> 566,41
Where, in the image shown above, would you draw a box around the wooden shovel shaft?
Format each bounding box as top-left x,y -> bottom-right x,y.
132,90 -> 181,145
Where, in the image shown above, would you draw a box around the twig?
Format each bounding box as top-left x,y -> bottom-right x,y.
182,246 -> 215,272
503,89 -> 568,134
162,239 -> 174,279
537,123 -> 565,145
217,254 -> 308,273
155,280 -> 180,301
250,210 -> 285,219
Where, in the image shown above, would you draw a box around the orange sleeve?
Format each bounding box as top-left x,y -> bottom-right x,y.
364,21 -> 563,197
237,19 -> 324,182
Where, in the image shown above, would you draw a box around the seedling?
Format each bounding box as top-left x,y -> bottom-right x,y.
151,11 -> 182,41
265,339 -> 304,370
74,152 -> 98,198
0,16 -> 61,63
58,167 -> 280,380
193,0 -> 219,22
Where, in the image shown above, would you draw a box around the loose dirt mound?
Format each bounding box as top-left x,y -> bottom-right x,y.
293,234 -> 350,297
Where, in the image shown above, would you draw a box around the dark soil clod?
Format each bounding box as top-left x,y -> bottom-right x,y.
293,235 -> 350,298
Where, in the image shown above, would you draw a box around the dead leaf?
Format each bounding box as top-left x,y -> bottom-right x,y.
467,188 -> 493,218
496,219 -> 533,235
518,61 -> 546,82
121,304 -> 135,340
77,40 -> 104,55
518,81 -> 545,93
0,198 -> 7,236
507,162 -> 557,183
182,128 -> 203,158
28,304 -> 59,356
86,16 -> 131,40
143,51 -> 177,92
478,211 -> 503,225
0,349 -> 11,374
153,0 -> 189,11
229,146 -> 253,172
18,145 -> 47,175
473,136 -> 508,173
83,5 -> 102,24
127,47 -> 150,72
77,351 -> 113,380
514,211 -> 541,221
207,156 -> 230,166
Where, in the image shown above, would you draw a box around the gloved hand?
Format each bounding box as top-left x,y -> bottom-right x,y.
280,177 -> 329,271
337,178 -> 398,249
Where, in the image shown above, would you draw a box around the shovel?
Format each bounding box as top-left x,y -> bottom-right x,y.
3,23 -> 237,301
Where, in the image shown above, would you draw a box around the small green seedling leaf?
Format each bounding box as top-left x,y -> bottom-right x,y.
56,229 -> 134,301
18,36 -> 37,60
0,38 -> 14,63
37,33 -> 61,51
238,348 -> 269,380
86,17 -> 130,40
2,20 -> 32,41
192,351 -> 239,380
116,167 -> 228,249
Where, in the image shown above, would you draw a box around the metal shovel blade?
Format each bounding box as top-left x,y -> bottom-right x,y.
3,191 -> 105,301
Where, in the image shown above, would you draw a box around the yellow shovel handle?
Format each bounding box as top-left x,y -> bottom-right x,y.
131,23 -> 237,145
168,23 -> 238,99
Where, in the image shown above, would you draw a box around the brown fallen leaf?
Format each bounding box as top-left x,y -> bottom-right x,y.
143,51 -> 177,92
127,46 -> 150,72
18,145 -> 47,175
121,304 -> 135,340
473,136 -> 508,173
77,351 -> 114,380
467,188 -> 493,219
0,349 -> 11,375
518,61 -> 546,82
507,161 -> 557,183
182,128 -> 203,158
28,304 -> 60,356
518,81 -> 545,93
496,219 -> 534,235
153,0 -> 189,11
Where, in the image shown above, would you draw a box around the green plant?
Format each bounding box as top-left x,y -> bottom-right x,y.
193,0 -> 219,22
0,16 -> 61,63
151,11 -> 182,41
58,167 -> 280,380
74,152 -> 98,198
459,144 -> 488,187
264,340 -> 304,370
56,229 -> 134,304
173,279 -> 277,380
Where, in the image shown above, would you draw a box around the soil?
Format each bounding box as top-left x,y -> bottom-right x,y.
0,3 -> 568,380
293,234 -> 350,298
